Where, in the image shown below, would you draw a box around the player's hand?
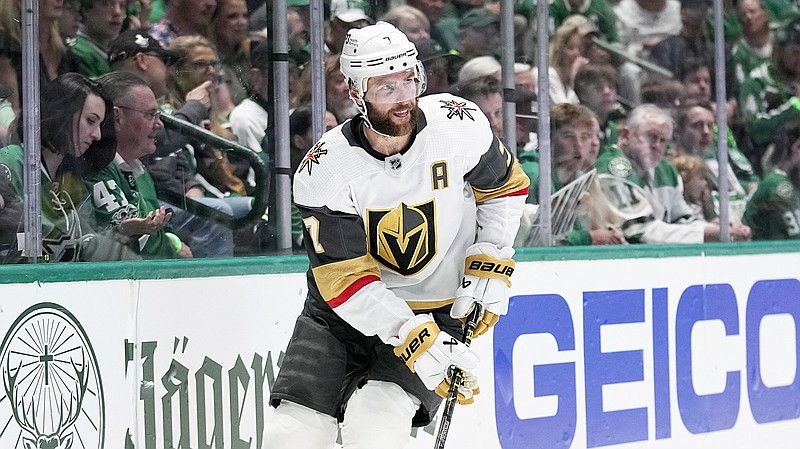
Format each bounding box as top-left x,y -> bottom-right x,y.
452,243 -> 515,338
392,314 -> 480,405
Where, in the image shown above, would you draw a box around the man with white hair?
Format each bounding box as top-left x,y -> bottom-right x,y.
595,103 -> 751,243
265,21 -> 528,448
457,55 -> 501,83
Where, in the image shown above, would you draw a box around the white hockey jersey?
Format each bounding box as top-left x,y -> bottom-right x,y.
292,93 -> 529,343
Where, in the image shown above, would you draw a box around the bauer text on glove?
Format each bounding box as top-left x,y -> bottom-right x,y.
451,243 -> 515,338
391,314 -> 480,404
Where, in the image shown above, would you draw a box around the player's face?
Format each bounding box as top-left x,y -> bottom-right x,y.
365,70 -> 420,136
678,106 -> 714,154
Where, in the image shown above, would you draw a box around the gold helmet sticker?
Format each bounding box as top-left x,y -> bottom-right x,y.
367,199 -> 437,276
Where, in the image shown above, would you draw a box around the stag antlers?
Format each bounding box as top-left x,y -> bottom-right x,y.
3,350 -> 90,449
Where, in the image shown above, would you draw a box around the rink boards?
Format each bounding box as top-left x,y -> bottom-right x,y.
0,244 -> 799,449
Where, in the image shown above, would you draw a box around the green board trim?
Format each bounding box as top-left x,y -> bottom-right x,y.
0,241 -> 798,284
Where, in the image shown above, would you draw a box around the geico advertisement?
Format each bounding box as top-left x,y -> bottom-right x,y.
0,253 -> 799,449
483,254 -> 800,449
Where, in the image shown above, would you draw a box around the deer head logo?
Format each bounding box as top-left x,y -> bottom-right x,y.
0,303 -> 105,449
4,354 -> 89,449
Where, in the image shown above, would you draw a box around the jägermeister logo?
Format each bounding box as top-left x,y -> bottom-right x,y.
0,303 -> 105,448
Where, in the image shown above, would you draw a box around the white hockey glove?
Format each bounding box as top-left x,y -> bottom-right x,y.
392,314 -> 480,405
452,243 -> 515,338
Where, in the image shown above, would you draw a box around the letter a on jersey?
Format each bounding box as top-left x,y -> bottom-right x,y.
367,200 -> 437,276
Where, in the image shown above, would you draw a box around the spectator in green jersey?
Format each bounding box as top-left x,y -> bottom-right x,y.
0,73 -> 136,262
86,71 -> 192,259
71,0 -> 126,78
596,103 -> 751,243
739,16 -> 800,166
744,119 -> 800,239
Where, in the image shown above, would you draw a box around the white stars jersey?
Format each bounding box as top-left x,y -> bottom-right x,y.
292,93 -> 529,344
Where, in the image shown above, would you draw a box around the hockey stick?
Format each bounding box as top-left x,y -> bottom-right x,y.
433,303 -> 484,449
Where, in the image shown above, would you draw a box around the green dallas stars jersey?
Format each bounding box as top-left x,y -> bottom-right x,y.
83,154 -> 182,258
742,169 -> 800,240
0,144 -> 87,261
69,33 -> 112,79
731,39 -> 770,87
739,61 -> 800,148
0,145 -> 137,262
595,146 -> 707,243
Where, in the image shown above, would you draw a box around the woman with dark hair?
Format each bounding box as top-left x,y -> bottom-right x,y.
0,72 -> 126,263
743,120 -> 800,240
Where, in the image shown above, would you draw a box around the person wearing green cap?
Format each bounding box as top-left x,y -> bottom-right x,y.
457,7 -> 501,60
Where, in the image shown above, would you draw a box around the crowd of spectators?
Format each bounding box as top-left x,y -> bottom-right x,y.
1,0 -> 800,263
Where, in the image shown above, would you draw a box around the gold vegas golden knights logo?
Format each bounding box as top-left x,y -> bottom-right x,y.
367,199 -> 437,276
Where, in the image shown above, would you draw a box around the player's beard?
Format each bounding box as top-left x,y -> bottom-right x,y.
366,102 -> 418,137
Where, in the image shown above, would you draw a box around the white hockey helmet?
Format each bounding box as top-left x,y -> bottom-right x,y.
340,21 -> 426,109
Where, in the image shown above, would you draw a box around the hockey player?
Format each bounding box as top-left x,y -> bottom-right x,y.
265,22 -> 529,449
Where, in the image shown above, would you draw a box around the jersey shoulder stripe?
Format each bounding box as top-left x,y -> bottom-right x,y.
311,253 -> 382,306
329,274 -> 381,308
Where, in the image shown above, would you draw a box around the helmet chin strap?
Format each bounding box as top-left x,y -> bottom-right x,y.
361,114 -> 396,139
352,94 -> 397,139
